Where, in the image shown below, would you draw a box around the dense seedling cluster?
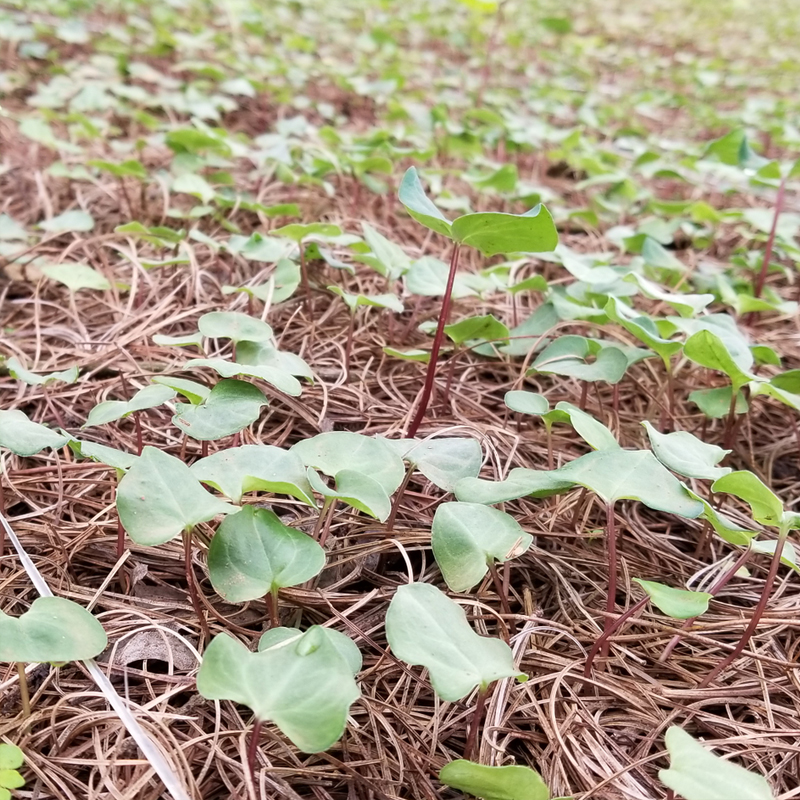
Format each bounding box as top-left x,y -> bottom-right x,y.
2,0 -> 800,797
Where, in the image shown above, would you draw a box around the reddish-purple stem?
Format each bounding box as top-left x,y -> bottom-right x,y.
184,529 -> 210,643
407,243 -> 461,437
386,464 -> 414,534
585,595 -> 648,676
753,174 -> 788,299
601,501 -> 618,659
463,686 -> 489,761
247,718 -> 263,786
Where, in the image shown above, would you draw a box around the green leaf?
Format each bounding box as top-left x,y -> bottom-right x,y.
182,358 -> 301,396
604,298 -> 682,368
445,314 -> 509,345
361,222 -> 410,280
626,273 -> 713,317
455,468 -> 575,505
751,539 -> 800,572
68,439 -> 138,472
152,331 -> 203,348
0,214 -> 27,241
207,506 -> 325,601
439,760 -> 550,800
684,330 -> 758,391
328,286 -> 404,314
292,432 -> 406,495
151,376 -> 210,405
117,447 -> 233,545
559,449 -> 703,517
659,726 -> 774,800
385,583 -> 526,702
173,379 -> 268,441
404,256 -> 478,298
531,340 -> 628,384
7,357 -> 79,386
39,209 -> 94,233
89,159 -> 148,180
198,311 -> 273,344
684,487 -> 757,546
41,263 -> 110,292
197,628 -> 360,753
0,596 -> 107,663
84,384 -> 176,427
0,410 -> 69,456
383,347 -> 431,363
272,222 -> 342,242
191,444 -> 314,504
642,421 -> 731,480
632,579 -> 712,619
552,402 -> 619,451
388,437 -> 482,493
257,626 -> 362,674
307,468 -> 391,521
173,173 -> 215,204
0,745 -> 23,772
432,502 -> 532,592
689,387 -> 749,419
711,471 -> 783,527
397,167 -> 453,238
450,205 -> 558,257
226,233 -> 291,263
504,391 -> 549,416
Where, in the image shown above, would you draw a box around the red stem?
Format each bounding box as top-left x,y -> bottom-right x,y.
601,501 -> 618,659
386,464 -> 414,534
585,595 -> 648,676
184,529 -> 210,643
265,588 -> 279,628
753,174 -> 787,299
344,311 -> 356,382
463,686 -> 489,761
247,718 -> 263,786
700,531 -> 788,687
407,243 -> 461,437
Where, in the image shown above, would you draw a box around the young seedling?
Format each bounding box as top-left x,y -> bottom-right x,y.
0,743 -> 25,800
222,258 -> 301,308
0,596 -> 107,716
116,447 -> 234,639
0,410 -> 70,556
84,384 -> 177,455
197,626 -> 360,781
385,583 -> 526,761
359,221 -> 411,283
183,358 -> 302,396
197,309 -> 274,362
659,726 -> 774,800
7,358 -> 79,429
397,167 -> 558,436
207,506 -> 325,626
699,470 -> 799,686
439,760 -> 558,800
327,287 -> 404,380
642,421 -> 731,481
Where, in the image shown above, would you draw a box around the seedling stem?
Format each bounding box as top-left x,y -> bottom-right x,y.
463,686 -> 489,762
17,663 -> 30,717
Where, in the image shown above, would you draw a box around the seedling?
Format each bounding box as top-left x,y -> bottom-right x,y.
197,310 -> 274,361
84,384 -> 176,454
207,505 -> 325,625
7,358 -> 78,387
439,760 -> 553,800
183,357 -> 302,396
397,167 -> 558,436
0,744 -> 24,800
197,626 -> 360,779
116,447 -> 233,638
659,726 -> 774,800
642,421 -> 731,481
0,596 -> 107,716
386,583 -> 526,760
222,258 -> 301,308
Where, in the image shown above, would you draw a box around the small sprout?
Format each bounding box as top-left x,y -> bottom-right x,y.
117,447 -> 233,546
328,286 -> 404,314
207,506 -> 325,603
604,297 -> 682,369
235,341 -> 313,380
386,437 -> 482,493
172,379 -> 268,441
0,410 -> 69,456
191,444 -> 314,504
683,329 -> 758,393
0,597 -> 107,663
431,502 -> 532,592
632,579 -> 713,619
439,760 -> 551,800
444,314 -> 509,346
528,335 -> 628,385
659,726 -> 774,800
196,626 -> 360,753
222,259 -> 300,305
0,743 -> 25,800
7,358 -> 79,386
84,384 -> 176,428
197,311 -> 273,345
385,583 -> 526,702
504,390 -> 549,416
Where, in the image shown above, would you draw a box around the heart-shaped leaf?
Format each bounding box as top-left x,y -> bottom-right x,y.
385,583 -> 526,702
439,760 -> 550,800
659,726 -> 774,800
684,487 -> 757,546
552,402 -> 619,451
84,384 -> 176,427
388,437 -> 482,493
307,468 -> 391,521
292,432 -> 406,495
398,168 -> 453,237
41,263 -> 111,292
197,311 -> 273,344
528,336 -> 628,384
689,386 -> 749,419
151,376 -> 210,405
183,358 -> 301,396
642,421 -> 731,480
272,222 -> 342,243
445,315 -> 510,346
39,209 -> 94,233
0,410 -> 69,456
604,298 -> 682,368
196,627 -> 360,753
117,447 -> 233,545
172,379 -> 268,441
0,596 -> 107,663
207,506 -> 325,602
684,330 -> 758,392
432,502 -> 532,591
450,205 -> 558,256
68,439 -> 138,471
192,444 -> 314,504
236,341 -> 313,379
504,391 -> 549,416
361,222 -> 410,280
328,287 -> 404,314
257,626 -> 362,674
7,358 -> 79,386
632,579 -> 712,619
711,471 -> 783,528
455,468 -> 575,505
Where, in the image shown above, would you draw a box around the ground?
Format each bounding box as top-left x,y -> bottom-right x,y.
1,0 -> 800,798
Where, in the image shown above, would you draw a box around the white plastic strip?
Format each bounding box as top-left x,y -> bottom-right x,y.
0,512 -> 192,800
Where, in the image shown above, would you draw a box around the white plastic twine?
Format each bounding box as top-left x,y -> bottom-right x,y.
0,512 -> 192,800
